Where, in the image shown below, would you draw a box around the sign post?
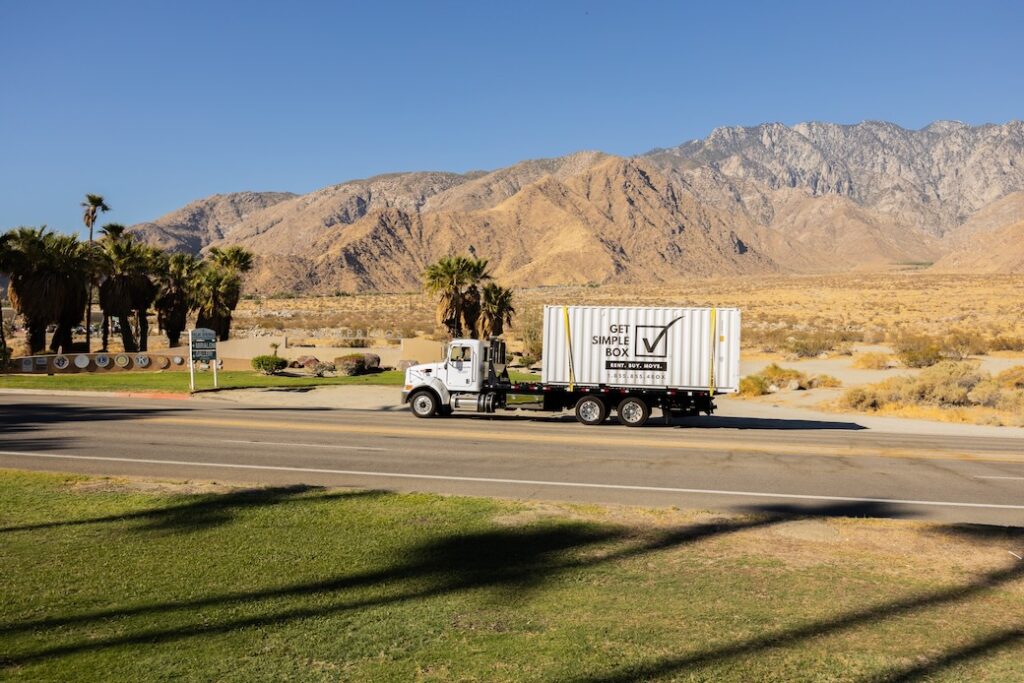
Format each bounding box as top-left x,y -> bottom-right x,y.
189,328 -> 218,393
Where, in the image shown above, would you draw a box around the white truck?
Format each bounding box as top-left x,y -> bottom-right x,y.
402,305 -> 740,427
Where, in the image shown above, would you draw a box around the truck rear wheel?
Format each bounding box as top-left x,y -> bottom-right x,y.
574,396 -> 607,426
617,397 -> 650,427
409,390 -> 440,418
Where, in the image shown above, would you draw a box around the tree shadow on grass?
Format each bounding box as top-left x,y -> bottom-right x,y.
565,559 -> 1024,683
864,626 -> 1024,682
0,501 -> 893,667
0,486 -> 382,535
7,498 -> 1016,679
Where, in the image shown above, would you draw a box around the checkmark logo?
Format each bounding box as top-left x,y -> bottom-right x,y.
635,316 -> 685,357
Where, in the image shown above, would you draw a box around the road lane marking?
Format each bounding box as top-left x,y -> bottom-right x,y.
3,449 -> 1024,511
144,416 -> 1024,464
220,439 -> 387,452
975,476 -> 1024,480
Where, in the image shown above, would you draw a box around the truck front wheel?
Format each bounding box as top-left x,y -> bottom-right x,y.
409,390 -> 440,418
617,397 -> 650,427
574,396 -> 607,426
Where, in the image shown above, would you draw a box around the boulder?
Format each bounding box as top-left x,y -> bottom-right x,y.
362,353 -> 380,370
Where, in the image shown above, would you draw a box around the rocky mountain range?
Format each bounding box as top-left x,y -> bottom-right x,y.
129,120 -> 1024,293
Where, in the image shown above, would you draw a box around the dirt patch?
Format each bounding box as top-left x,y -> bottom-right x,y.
65,477 -> 239,496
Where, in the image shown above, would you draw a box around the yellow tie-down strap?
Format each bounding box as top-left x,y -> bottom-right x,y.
708,307 -> 717,394
563,306 -> 576,391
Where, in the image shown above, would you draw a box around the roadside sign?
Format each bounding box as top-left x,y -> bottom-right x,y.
188,328 -> 219,392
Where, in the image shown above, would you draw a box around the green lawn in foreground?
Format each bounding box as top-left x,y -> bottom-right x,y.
0,370 -> 541,393
1,470 -> 1021,682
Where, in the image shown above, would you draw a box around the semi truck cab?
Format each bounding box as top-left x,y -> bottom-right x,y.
402,339 -> 508,417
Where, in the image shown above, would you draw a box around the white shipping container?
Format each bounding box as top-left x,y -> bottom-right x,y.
541,305 -> 741,392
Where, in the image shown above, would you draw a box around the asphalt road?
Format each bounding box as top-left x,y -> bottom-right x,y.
2,393 -> 1023,525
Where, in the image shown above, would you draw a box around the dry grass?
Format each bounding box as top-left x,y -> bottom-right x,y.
231,274 -> 1024,356
738,364 -> 842,397
839,362 -> 1024,427
852,352 -> 894,369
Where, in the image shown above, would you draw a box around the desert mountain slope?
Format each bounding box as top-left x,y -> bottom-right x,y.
933,192 -> 1024,272
128,191 -> 296,253
244,157 -> 776,293
646,120 -> 1024,236
129,120 -> 1024,292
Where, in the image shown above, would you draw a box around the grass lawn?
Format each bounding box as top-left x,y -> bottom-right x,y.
0,370 -> 541,394
1,471 -> 1021,681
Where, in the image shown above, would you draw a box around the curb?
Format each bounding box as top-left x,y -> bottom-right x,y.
0,388 -> 192,401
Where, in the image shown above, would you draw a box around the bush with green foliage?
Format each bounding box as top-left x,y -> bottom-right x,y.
251,355 -> 288,375
893,334 -> 944,368
738,374 -> 771,396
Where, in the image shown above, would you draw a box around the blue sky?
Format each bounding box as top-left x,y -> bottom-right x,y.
2,0 -> 1022,234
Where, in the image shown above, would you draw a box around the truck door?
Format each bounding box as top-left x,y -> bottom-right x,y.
445,343 -> 476,390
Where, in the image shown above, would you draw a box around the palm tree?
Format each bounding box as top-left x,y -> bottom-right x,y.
423,256 -> 467,337
191,264 -> 233,340
0,232 -> 14,364
154,252 -> 199,347
4,227 -> 93,354
206,246 -> 253,341
96,226 -> 158,352
459,257 -> 492,336
422,255 -> 492,338
82,195 -> 110,351
477,283 -> 516,338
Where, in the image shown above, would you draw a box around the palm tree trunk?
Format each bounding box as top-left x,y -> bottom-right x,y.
138,311 -> 149,352
101,314 -> 110,351
218,313 -> 232,342
49,323 -> 71,354
118,312 -> 137,352
27,321 -> 45,355
0,303 -> 7,365
85,244 -> 92,353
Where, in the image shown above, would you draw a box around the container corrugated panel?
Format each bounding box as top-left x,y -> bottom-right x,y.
541,305 -> 741,392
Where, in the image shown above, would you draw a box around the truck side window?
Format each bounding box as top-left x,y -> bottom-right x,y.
450,346 -> 469,362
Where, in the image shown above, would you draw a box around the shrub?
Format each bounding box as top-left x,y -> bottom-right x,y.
517,308 -> 544,360
312,362 -> 335,378
518,354 -> 538,368
809,374 -> 842,389
852,352 -> 892,370
759,363 -> 807,385
989,335 -> 1024,352
785,331 -> 838,358
251,355 -> 287,375
346,337 -> 373,348
840,361 -> 1005,414
894,334 -> 943,368
334,354 -> 367,376
995,366 -> 1024,389
942,329 -> 989,360
739,375 -> 771,396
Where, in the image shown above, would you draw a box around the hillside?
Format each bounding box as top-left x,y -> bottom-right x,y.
129,120 -> 1024,293
128,191 -> 297,253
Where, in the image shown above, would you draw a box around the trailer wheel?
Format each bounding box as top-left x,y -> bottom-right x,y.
574,396 -> 607,426
409,390 -> 440,418
617,397 -> 650,427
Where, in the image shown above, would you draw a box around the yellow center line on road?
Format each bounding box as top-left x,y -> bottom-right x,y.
144,416 -> 1024,464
